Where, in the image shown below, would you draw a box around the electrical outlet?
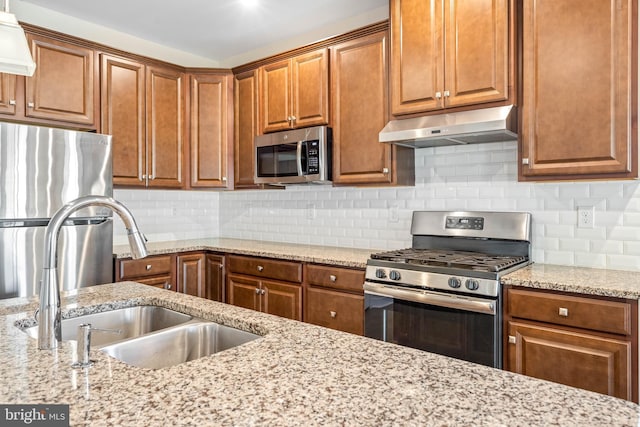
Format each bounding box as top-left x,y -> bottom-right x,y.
577,206 -> 595,229
389,204 -> 399,223
306,203 -> 316,220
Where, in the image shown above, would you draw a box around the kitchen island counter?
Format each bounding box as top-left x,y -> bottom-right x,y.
1,282 -> 639,426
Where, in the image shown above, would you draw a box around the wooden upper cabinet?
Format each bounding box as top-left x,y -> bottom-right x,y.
331,30 -> 414,186
390,0 -> 511,115
260,48 -> 329,132
101,54 -> 146,187
146,65 -> 185,188
520,0 -> 637,180
0,74 -> 17,115
25,34 -> 98,127
234,69 -> 260,188
189,72 -> 233,189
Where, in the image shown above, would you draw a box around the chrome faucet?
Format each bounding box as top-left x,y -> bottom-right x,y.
38,196 -> 148,350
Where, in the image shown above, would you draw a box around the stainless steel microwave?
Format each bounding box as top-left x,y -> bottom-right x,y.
254,125 -> 332,185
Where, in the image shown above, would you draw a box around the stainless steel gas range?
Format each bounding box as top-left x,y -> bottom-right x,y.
364,211 -> 532,368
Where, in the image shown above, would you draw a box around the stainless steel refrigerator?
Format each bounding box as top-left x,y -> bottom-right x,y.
0,121 -> 114,299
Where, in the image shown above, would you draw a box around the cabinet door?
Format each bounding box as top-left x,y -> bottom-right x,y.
506,320 -> 632,401
444,0 -> 509,108
226,274 -> 261,311
177,253 -> 206,298
101,55 -> 146,187
305,286 -> 363,335
291,49 -> 329,128
260,59 -> 292,132
520,0 -> 636,179
25,34 -> 97,127
0,73 -> 17,115
261,279 -> 302,321
390,0 -> 444,115
190,73 -> 233,188
234,70 -> 259,188
205,254 -> 225,302
135,274 -> 174,291
146,65 -> 185,188
331,31 -> 413,186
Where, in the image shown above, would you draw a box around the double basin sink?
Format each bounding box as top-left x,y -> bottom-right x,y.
22,306 -> 261,369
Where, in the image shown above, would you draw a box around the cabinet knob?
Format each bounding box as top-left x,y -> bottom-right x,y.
330,311 -> 337,318
443,90 -> 450,97
522,158 -> 530,165
261,289 -> 266,295
508,335 -> 516,344
27,102 -> 34,108
222,176 -> 227,182
382,168 -> 389,174
9,99 -> 16,105
435,92 -> 442,99
146,265 -> 152,271
559,307 -> 569,317
329,275 -> 337,282
255,288 -> 260,294
257,265 -> 264,272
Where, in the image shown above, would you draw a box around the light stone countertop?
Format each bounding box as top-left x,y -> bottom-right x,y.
2,281 -> 639,426
114,238 -> 640,299
113,238 -> 375,269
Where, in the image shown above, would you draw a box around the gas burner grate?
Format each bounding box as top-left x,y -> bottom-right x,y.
371,249 -> 528,273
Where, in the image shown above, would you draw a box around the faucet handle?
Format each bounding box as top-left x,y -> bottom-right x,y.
71,323 -> 122,368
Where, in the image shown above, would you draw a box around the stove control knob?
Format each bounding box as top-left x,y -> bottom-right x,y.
389,270 -> 402,281
465,279 -> 480,291
448,277 -> 461,289
375,269 -> 387,279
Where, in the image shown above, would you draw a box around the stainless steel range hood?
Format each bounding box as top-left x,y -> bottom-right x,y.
379,105 -> 517,148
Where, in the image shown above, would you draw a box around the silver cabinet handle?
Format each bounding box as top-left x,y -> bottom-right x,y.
522,158 -> 530,165
164,282 -> 171,290
255,288 -> 260,294
146,265 -> 152,271
435,92 -> 442,99
508,335 -> 516,344
329,275 -> 337,282
257,265 -> 264,272
559,307 -> 569,317
330,311 -> 337,318
382,168 -> 389,174
443,90 -> 450,97
222,176 -> 227,182
261,289 -> 266,295
9,99 -> 16,105
27,102 -> 34,108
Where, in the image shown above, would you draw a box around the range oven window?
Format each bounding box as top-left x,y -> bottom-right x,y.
364,293 -> 500,368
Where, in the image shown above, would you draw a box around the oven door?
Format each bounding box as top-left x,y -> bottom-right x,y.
364,281 -> 501,368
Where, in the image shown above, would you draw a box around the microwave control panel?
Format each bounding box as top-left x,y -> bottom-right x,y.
306,140 -> 320,174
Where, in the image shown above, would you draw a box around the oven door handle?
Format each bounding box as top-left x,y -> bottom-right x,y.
364,282 -> 497,315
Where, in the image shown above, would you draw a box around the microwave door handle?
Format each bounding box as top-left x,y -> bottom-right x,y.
296,141 -> 304,176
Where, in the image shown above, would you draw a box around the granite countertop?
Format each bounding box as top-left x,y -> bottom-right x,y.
113,238 -> 375,269
115,238 -> 640,299
1,282 -> 639,426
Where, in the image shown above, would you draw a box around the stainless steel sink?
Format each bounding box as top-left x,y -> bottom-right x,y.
100,321 -> 262,369
23,306 -> 193,347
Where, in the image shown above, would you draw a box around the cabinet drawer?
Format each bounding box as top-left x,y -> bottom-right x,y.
134,274 -> 174,290
227,255 -> 302,283
118,255 -> 173,280
506,288 -> 632,335
305,264 -> 364,293
305,286 -> 363,335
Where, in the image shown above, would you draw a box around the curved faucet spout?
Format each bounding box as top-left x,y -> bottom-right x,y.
38,196 -> 148,350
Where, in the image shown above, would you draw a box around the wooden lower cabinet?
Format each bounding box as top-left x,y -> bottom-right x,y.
504,287 -> 638,402
227,273 -> 302,321
506,320 -> 632,400
205,254 -> 225,302
303,264 -> 365,335
176,252 -> 225,301
116,254 -> 176,291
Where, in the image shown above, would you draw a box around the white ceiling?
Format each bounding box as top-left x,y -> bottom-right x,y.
19,0 -> 388,65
